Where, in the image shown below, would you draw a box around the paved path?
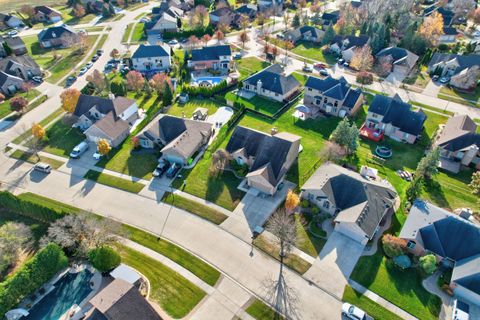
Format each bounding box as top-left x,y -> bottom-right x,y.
422,272 -> 453,320
349,280 -> 418,320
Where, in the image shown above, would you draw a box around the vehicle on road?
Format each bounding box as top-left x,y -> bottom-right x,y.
233,53 -> 242,60
168,39 -> 178,45
66,76 -> 77,86
91,55 -> 99,62
319,69 -> 329,76
70,141 -> 89,159
152,160 -> 169,177
314,63 -> 327,69
440,76 -> 450,84
166,163 -> 181,178
96,49 -> 104,56
86,62 -> 93,69
303,64 -> 313,73
432,75 -> 439,81
33,163 -> 51,174
140,17 -> 150,23
338,58 -> 345,65
79,67 -> 88,75
7,30 -> 18,37
342,303 -> 371,320
32,76 -> 43,83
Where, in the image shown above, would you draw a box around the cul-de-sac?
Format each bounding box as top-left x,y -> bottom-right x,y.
0,0 -> 480,319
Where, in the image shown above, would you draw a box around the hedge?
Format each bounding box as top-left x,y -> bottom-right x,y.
182,80 -> 229,98
0,243 -> 68,316
162,25 -> 215,40
0,191 -> 70,223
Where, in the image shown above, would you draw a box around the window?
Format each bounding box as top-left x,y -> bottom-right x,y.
315,99 -> 320,105
308,88 -> 312,91
334,101 -> 338,107
323,201 -> 330,209
407,241 -> 416,249
323,98 -> 327,103
275,93 -> 279,97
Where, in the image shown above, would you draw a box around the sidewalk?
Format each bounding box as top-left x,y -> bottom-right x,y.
349,280 -> 418,320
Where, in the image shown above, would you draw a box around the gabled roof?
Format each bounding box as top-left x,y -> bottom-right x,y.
243,64 -> 301,95
38,25 -> 76,41
443,27 -> 458,35
4,36 -> 26,49
0,70 -> 23,87
191,45 -> 231,61
132,44 -> 170,59
299,26 -> 324,39
226,126 -> 300,187
73,94 -> 136,119
428,53 -> 480,75
235,4 -> 257,15
85,112 -> 129,141
368,94 -> 426,136
332,34 -> 369,51
435,115 -> 480,152
34,6 -> 61,16
302,163 -> 397,238
452,254 -> 480,295
321,11 -> 340,24
376,47 -> 408,62
210,6 -> 234,18
0,55 -> 40,76
305,76 -> 362,109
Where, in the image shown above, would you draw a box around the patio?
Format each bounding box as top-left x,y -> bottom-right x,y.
360,124 -> 384,142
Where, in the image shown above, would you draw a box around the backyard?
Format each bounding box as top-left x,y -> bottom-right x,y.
167,99 -> 221,118
224,91 -> 284,117
291,41 -> 337,65
236,57 -> 271,79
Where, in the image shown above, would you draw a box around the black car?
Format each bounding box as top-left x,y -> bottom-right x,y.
166,163 -> 181,178
91,55 -> 99,62
96,49 -> 104,56
152,160 -> 169,177
65,76 -> 77,86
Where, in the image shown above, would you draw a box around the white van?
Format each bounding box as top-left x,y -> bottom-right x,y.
453,300 -> 469,320
33,163 -> 51,174
70,141 -> 89,159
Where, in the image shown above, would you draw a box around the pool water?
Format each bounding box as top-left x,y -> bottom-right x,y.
25,269 -> 94,320
193,76 -> 224,85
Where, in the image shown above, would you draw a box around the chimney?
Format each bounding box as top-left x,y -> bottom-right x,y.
256,79 -> 262,92
108,93 -> 115,100
271,127 -> 278,135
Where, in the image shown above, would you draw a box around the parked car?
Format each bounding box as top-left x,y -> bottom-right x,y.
86,62 -> 94,69
338,58 -> 345,65
342,303 -> 369,320
69,141 -> 89,159
33,162 -> 51,174
7,30 -> 18,37
66,76 -> 77,86
139,17 -> 150,23
168,39 -> 178,45
32,76 -> 43,83
78,67 -> 88,75
233,53 -> 242,60
91,55 -> 99,62
303,64 -> 313,73
93,151 -> 102,160
152,160 -> 169,177
96,49 -> 104,56
314,63 -> 327,69
166,163 -> 181,178
319,69 -> 329,76
432,75 -> 439,81
440,76 -> 450,84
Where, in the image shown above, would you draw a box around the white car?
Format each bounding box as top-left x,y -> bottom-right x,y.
7,30 -> 18,37
93,151 -> 102,160
140,17 -> 150,23
85,62 -> 94,69
168,39 -> 178,45
78,67 -> 88,75
342,303 -> 368,320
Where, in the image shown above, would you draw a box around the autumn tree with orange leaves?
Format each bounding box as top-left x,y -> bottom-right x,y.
60,88 -> 81,113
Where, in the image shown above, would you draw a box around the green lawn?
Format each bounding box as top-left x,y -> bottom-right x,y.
409,101 -> 454,116
55,5 -> 97,25
439,86 -> 480,107
124,225 -> 221,286
291,41 -> 337,65
167,99 -> 221,118
41,119 -> 86,157
122,23 -> 134,43
225,91 -> 284,117
9,150 -> 64,169
13,108 -> 64,145
0,89 -> 41,119
350,250 -> 441,320
294,214 -> 326,257
116,244 -> 206,318
131,23 -> 146,43
83,170 -> 145,193
342,285 -> 404,320
236,57 -> 271,79
162,192 -> 228,225
17,192 -> 82,214
246,299 -> 284,320
292,72 -> 309,85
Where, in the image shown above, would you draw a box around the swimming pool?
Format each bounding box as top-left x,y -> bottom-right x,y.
192,76 -> 225,85
25,269 -> 94,320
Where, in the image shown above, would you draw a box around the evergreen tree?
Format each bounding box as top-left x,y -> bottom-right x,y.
416,147 -> 440,179
162,85 -> 173,106
330,118 -> 359,154
406,177 -> 423,202
311,12 -> 322,26
102,5 -> 111,18
292,13 -> 301,28
360,21 -> 368,35
322,24 -> 335,46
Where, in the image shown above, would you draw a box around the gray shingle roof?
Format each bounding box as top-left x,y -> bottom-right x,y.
428,53 -> 480,75
332,35 -> 369,50
74,94 -> 136,119
132,44 -> 170,59
369,94 -> 426,136
305,76 -> 362,109
86,112 -> 129,140
436,115 -> 480,152
191,45 -> 231,61
243,64 -> 301,95
38,25 -> 76,41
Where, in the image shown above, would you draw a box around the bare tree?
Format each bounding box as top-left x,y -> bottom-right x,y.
451,0 -> 476,20
267,209 -> 296,266
318,141 -> 348,162
0,222 -> 33,274
209,149 -> 230,177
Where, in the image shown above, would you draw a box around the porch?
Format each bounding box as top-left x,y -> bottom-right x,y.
360,123 -> 384,142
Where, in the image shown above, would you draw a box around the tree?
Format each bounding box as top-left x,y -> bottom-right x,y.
19,5 -> 35,21
284,190 -> 299,213
86,69 -> 107,93
451,0 -> 476,20
267,209 -> 296,262
469,171 -> 480,197
215,29 -> 225,43
471,8 -> 480,28
375,56 -> 393,77
110,48 -> 120,59
162,84 -> 173,106
0,93 -> 5,103
10,96 -> 28,114
239,31 -> 249,50
73,4 -> 86,18
125,70 -> 144,93
88,246 -> 121,272
283,11 -> 290,31
210,149 -> 229,176
318,141 -> 347,162
40,212 -> 121,258
0,222 -> 33,274
416,147 -> 440,179
193,5 -> 209,28
292,13 -> 301,27
31,123 -> 45,158
60,88 -> 81,113
111,77 -> 126,96
382,234 -> 406,258
419,254 -> 437,274
356,71 -> 373,85
322,24 -> 335,45
350,45 -> 374,71
201,34 -> 212,46
97,139 -> 111,158
418,12 -> 444,47
239,14 -> 249,31
77,33 -> 88,54
149,73 -> 170,95
406,177 -> 423,202
330,118 -> 359,154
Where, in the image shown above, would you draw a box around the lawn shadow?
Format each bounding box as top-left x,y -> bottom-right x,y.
422,178 -> 448,209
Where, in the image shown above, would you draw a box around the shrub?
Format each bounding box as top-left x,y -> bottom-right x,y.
393,255 -> 412,269
419,254 -> 437,275
110,78 -> 126,96
182,80 -> 229,98
300,199 -> 310,208
382,234 -> 407,258
88,246 -> 121,272
356,71 -> 373,85
0,243 -> 68,316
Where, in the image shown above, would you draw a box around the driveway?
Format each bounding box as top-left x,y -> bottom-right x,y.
304,231 -> 365,298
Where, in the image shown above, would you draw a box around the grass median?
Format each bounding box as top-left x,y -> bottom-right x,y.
246,299 -> 284,320
161,192 -> 228,225
83,170 -> 145,193
9,150 -> 64,169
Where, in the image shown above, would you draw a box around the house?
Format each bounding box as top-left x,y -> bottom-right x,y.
301,163 -> 397,244
235,4 -> 257,20
427,53 -> 480,91
330,35 -> 369,62
209,6 -> 236,26
0,55 -> 42,80
226,126 -> 301,196
399,200 -> 480,307
283,26 -> 324,44
38,25 -> 78,48
320,11 -> 340,27
188,45 -> 232,71
0,36 -> 27,55
363,94 -> 426,144
242,64 -> 301,102
83,279 -> 161,320
0,13 -> 23,30
440,27 -> 459,43
73,94 -> 139,147
0,71 -> 24,96
131,44 -> 171,74
258,0 -> 284,13
136,114 -> 213,165
434,115 -> 480,172
301,76 -> 363,119
148,12 -> 178,34
33,6 -> 63,23
375,47 -> 419,77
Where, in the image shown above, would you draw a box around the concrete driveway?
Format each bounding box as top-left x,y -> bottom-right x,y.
304,231 -> 365,298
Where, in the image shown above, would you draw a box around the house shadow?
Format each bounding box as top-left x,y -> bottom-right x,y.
422,178 -> 448,208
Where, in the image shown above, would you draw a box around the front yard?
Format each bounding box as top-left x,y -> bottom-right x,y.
40,119 -> 85,157
438,86 -> 480,108
291,41 -> 337,65
0,89 -> 41,119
